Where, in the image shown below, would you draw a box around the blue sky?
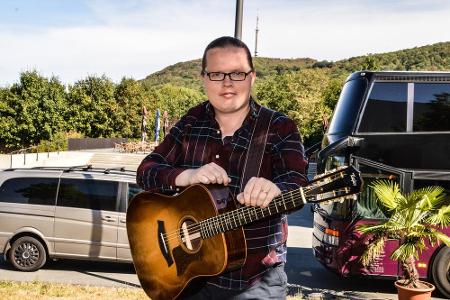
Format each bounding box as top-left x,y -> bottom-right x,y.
1,0 -> 449,85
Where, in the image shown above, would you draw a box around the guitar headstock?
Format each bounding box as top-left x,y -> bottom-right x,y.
305,165 -> 363,204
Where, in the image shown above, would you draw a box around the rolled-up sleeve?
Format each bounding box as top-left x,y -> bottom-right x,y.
136,118 -> 187,193
270,116 -> 308,193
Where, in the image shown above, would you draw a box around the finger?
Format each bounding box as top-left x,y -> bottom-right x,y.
260,189 -> 276,208
236,193 -> 244,204
209,163 -> 230,185
250,178 -> 267,206
256,190 -> 268,207
199,175 -> 210,184
242,177 -> 257,206
261,180 -> 273,193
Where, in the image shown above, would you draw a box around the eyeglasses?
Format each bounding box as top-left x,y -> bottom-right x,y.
203,70 -> 253,81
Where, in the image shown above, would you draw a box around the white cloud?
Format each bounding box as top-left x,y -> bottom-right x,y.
0,0 -> 449,86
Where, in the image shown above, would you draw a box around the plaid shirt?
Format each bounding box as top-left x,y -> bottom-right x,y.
136,99 -> 308,290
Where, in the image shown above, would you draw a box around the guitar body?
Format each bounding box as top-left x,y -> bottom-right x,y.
126,184 -> 246,300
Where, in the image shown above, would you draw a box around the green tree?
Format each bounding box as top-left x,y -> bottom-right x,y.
144,84 -> 204,140
256,69 -> 333,146
67,75 -> 116,137
113,78 -> 147,138
1,71 -> 67,150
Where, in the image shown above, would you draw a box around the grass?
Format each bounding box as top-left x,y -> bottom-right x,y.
0,281 -> 306,299
0,281 -> 147,300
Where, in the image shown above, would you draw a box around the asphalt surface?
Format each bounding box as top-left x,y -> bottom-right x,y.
0,205 -> 446,299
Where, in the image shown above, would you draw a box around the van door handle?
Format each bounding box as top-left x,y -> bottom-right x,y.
119,219 -> 126,223
102,216 -> 117,222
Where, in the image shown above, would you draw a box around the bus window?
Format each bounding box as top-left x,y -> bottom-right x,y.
327,78 -> 367,136
413,83 -> 450,132
354,164 -> 401,220
359,82 -> 407,132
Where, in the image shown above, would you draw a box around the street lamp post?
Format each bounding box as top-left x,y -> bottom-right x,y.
234,0 -> 243,40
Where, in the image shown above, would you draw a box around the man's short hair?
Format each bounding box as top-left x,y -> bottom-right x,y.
201,36 -> 254,74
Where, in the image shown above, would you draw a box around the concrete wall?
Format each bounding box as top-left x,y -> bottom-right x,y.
0,151 -> 94,169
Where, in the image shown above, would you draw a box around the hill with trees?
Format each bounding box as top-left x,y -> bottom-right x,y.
1,41 -> 449,153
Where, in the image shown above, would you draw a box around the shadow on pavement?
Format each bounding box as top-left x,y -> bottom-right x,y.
286,247 -> 397,298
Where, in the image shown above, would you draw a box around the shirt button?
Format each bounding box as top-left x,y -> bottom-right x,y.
215,154 -> 220,159
216,130 -> 220,134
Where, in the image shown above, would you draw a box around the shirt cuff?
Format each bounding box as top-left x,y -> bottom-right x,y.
166,167 -> 187,189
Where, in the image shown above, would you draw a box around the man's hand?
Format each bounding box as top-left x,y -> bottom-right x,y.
236,177 -> 281,208
175,162 -> 231,187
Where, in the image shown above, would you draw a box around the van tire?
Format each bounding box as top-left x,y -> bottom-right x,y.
431,246 -> 450,298
8,236 -> 47,272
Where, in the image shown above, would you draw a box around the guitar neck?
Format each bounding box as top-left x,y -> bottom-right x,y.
200,188 -> 309,239
199,166 -> 361,239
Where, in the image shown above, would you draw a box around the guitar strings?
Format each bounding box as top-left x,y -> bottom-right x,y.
162,178 -> 349,243
162,173 -> 348,242
162,175 -> 348,243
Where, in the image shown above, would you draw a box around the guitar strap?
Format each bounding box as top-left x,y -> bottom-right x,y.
239,106 -> 275,191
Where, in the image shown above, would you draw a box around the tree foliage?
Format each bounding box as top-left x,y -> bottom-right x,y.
1,41 -> 449,152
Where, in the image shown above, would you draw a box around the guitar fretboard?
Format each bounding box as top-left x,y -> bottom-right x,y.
199,188 -> 309,238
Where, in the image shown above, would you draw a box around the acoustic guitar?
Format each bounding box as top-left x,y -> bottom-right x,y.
126,166 -> 362,300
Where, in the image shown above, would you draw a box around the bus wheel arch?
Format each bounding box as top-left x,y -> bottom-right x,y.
430,246 -> 450,298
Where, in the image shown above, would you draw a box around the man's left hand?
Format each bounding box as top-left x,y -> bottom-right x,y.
236,177 -> 281,208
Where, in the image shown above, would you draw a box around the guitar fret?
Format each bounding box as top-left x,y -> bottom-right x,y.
290,191 -> 296,207
281,195 -> 287,210
274,199 -> 279,213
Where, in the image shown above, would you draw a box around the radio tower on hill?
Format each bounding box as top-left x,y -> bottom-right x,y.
254,11 -> 259,57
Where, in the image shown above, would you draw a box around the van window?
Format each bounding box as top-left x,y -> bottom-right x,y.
0,177 -> 58,205
128,184 -> 141,204
57,179 -> 118,211
413,83 -> 450,132
359,82 -> 407,132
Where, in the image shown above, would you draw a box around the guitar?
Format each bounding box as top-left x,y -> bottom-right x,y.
126,166 -> 362,300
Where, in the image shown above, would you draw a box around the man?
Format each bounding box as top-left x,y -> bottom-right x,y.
136,36 -> 307,299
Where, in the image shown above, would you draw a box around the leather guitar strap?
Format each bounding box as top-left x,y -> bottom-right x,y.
239,106 -> 275,191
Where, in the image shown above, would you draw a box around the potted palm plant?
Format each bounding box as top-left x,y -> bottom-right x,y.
358,180 -> 450,300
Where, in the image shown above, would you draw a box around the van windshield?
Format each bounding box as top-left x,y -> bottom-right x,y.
327,78 -> 368,137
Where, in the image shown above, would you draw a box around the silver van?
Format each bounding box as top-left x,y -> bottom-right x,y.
0,166 -> 141,271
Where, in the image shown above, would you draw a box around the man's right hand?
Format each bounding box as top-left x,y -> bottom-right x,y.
175,162 -> 231,187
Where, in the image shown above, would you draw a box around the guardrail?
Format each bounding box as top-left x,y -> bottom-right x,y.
8,145 -> 61,168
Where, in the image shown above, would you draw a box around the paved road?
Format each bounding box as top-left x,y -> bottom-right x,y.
0,205 -> 445,299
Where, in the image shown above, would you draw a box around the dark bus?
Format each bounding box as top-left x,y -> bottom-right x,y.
312,71 -> 450,297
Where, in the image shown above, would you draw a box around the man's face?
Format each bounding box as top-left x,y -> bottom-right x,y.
202,46 -> 255,115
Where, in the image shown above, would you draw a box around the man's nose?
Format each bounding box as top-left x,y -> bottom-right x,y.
222,75 -> 233,86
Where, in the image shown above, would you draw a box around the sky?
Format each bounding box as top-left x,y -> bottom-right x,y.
1,0 -> 450,86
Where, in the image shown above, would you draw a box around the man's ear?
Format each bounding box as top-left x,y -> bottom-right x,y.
250,71 -> 256,86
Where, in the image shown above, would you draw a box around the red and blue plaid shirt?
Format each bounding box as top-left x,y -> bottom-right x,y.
136,99 -> 308,290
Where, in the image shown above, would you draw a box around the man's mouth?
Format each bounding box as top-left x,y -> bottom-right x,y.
220,92 -> 236,98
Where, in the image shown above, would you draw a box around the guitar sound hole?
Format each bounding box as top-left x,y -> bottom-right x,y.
180,219 -> 202,252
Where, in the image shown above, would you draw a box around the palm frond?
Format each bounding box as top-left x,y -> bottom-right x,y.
369,180 -> 404,211
426,204 -> 450,227
392,242 -> 419,261
360,236 -> 387,266
357,223 -> 388,234
407,186 -> 446,210
431,230 -> 450,247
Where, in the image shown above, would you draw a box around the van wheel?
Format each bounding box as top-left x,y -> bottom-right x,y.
8,236 -> 47,272
431,246 -> 450,298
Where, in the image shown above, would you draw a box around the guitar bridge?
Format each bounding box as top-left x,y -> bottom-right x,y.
158,220 -> 174,267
